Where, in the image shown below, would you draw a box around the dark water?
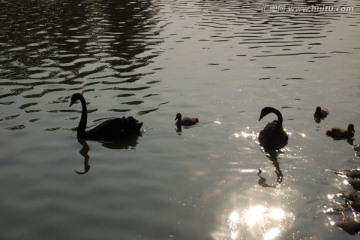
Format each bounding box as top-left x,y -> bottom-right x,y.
1,0 -> 360,239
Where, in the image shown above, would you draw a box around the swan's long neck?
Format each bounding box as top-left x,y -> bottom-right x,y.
77,96 -> 87,138
272,108 -> 283,128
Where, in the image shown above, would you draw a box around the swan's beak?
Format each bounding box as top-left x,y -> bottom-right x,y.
258,115 -> 263,121
69,101 -> 74,107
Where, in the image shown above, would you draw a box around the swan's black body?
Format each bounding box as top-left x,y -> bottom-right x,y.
70,93 -> 142,141
258,107 -> 288,150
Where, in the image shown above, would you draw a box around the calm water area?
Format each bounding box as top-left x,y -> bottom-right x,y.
1,0 -> 360,239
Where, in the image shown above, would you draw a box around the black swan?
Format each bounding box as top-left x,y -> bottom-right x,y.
175,113 -> 199,126
326,124 -> 355,139
69,93 -> 143,140
314,106 -> 329,119
258,107 -> 288,150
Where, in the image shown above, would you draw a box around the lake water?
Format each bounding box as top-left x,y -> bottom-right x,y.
1,0 -> 360,239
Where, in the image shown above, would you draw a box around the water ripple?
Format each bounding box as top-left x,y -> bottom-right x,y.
0,0 -> 165,130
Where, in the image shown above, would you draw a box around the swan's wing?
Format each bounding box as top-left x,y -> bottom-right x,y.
86,117 -> 143,140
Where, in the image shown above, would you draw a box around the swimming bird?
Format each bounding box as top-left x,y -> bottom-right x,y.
342,190 -> 360,212
175,113 -> 199,126
258,107 -> 288,151
314,106 -> 329,119
326,124 -> 355,140
69,93 -> 143,140
333,169 -> 360,179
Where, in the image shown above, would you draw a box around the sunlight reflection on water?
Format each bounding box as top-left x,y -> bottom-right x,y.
233,127 -> 258,140
215,204 -> 294,240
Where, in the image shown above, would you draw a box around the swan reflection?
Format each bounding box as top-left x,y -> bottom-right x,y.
75,136 -> 140,175
76,139 -> 90,175
258,152 -> 284,188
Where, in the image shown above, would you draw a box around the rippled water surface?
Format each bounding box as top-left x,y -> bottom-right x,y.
1,0 -> 360,239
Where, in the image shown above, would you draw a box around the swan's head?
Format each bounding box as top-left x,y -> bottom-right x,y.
175,113 -> 182,121
69,93 -> 83,107
315,106 -> 322,113
348,124 -> 355,133
259,107 -> 277,121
